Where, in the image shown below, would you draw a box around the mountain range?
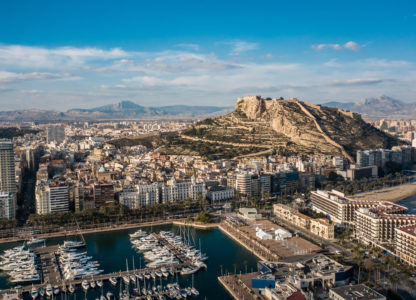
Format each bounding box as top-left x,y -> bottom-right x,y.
0,101 -> 233,121
323,95 -> 416,119
0,95 -> 414,122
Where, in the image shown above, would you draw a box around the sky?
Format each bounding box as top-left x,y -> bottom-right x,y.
0,0 -> 415,111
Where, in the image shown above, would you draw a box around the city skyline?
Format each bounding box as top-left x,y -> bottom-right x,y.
0,1 -> 415,111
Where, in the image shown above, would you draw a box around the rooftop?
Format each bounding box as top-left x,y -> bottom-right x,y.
396,224 -> 416,238
330,284 -> 385,300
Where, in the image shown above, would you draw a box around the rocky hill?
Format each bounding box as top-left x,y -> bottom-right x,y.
160,95 -> 401,160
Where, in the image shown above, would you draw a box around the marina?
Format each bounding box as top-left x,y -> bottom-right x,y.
0,224 -> 258,299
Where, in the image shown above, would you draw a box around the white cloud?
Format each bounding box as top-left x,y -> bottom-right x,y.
0,71 -> 72,83
0,45 -> 129,70
344,41 -> 361,51
359,58 -> 409,67
226,40 -> 259,56
313,41 -> 361,51
327,78 -> 384,86
313,44 -> 342,51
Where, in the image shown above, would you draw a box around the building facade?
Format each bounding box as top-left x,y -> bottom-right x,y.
310,190 -> 394,225
36,183 -> 69,214
0,141 -> 16,219
355,205 -> 416,245
47,126 -> 65,143
0,192 -> 15,219
395,224 -> 416,267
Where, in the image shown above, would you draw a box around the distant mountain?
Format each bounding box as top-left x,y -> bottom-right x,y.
322,96 -> 416,119
0,101 -> 233,121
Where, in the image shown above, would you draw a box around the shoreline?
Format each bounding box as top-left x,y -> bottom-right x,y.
0,219 -> 219,245
350,182 -> 416,203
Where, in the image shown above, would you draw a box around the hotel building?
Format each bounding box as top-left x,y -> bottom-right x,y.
395,224 -> 416,267
355,203 -> 415,245
310,190 -> 395,225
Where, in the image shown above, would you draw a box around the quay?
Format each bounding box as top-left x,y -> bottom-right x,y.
218,274 -> 256,300
0,263 -> 185,297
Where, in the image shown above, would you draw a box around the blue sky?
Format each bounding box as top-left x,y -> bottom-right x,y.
0,0 -> 415,110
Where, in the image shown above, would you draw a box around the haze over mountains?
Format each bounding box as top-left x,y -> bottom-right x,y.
0,95 -> 414,122
323,95 -> 416,119
0,101 -> 233,121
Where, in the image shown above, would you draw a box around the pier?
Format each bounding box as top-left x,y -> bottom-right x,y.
151,232 -> 193,265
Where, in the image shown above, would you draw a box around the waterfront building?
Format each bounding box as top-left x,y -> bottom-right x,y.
239,207 -> 262,220
74,184 -> 95,212
253,256 -> 353,297
310,190 -> 395,225
119,183 -> 160,208
329,284 -> 385,300
395,224 -> 416,267
93,183 -> 114,208
36,182 -> 69,214
310,218 -> 335,240
0,140 -> 16,219
160,176 -> 206,203
0,192 -> 15,219
355,204 -> 415,245
47,126 -> 65,143
206,186 -> 234,204
274,203 -> 334,239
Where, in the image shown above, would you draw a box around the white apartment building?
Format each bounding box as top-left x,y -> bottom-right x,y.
120,177 -> 206,208
236,173 -> 252,195
207,187 -> 234,203
119,183 -> 160,208
310,190 -> 395,225
161,177 -> 206,203
36,183 -> 69,214
395,224 -> 416,267
355,205 -> 416,245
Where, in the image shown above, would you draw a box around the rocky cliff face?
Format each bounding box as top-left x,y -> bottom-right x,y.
179,95 -> 401,160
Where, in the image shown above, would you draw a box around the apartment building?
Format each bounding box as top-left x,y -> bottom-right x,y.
310,218 -> 335,240
355,204 -> 415,245
206,186 -> 234,203
395,224 -> 416,267
161,177 -> 206,203
274,203 -> 335,240
310,190 -> 392,225
36,183 -> 69,214
119,183 -> 160,208
0,141 -> 16,219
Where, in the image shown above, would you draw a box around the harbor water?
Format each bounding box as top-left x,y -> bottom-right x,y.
398,194 -> 416,214
0,224 -> 259,299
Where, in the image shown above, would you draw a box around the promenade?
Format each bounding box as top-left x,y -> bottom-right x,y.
0,219 -> 175,244
218,273 -> 257,300
219,221 -> 279,261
